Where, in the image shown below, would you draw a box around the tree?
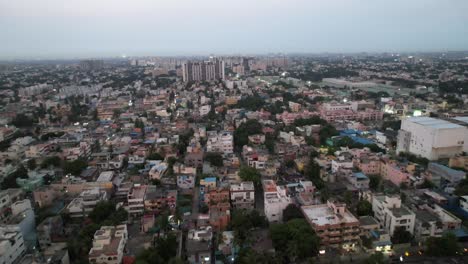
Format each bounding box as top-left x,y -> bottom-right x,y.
235,248 -> 281,264
136,234 -> 178,263
63,159 -> 88,175
147,152 -> 164,160
41,156 -> 62,168
391,227 -> 412,244
319,124 -> 338,145
362,252 -> 387,264
454,178 -> 468,196
356,200 -> 373,216
426,233 -> 460,256
282,204 -> 304,222
234,119 -> 262,149
231,209 -> 268,245
204,152 -> 223,167
27,159 -> 37,170
270,219 -> 320,262
11,113 -> 35,127
238,166 -> 261,185
369,175 -> 382,191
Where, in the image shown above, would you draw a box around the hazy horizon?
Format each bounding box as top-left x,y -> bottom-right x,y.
1,0 -> 468,60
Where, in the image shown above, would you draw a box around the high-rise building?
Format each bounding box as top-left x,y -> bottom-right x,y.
79,59 -> 104,71
182,60 -> 225,82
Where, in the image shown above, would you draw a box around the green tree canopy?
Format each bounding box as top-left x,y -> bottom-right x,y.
204,152 -> 223,167
270,219 -> 320,262
391,226 -> 412,244
282,204 -> 304,222
238,166 -> 261,185
425,233 -> 460,257
356,200 -> 373,216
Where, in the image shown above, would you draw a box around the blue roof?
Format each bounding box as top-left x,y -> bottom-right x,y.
446,228 -> 468,238
354,172 -> 369,180
348,135 -> 374,145
204,177 -> 217,182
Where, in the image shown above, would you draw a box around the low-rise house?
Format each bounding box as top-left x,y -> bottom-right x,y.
187,227 -> 212,264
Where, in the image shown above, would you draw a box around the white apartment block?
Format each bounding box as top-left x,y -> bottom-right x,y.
0,226 -> 26,264
127,184 -> 147,216
263,180 -> 292,222
230,181 -> 255,210
206,131 -> 233,155
67,188 -> 108,218
397,117 -> 466,160
88,225 -> 128,264
371,194 -> 415,235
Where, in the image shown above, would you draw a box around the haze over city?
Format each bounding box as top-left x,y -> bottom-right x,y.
1,1 -> 468,264
1,0 -> 468,59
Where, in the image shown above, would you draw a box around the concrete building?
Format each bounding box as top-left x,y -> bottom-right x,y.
371,194 -> 416,235
206,131 -> 233,155
88,225 -> 127,264
187,227 -> 212,264
67,188 -> 108,218
230,182 -> 255,210
37,216 -> 66,250
397,117 -> 466,160
427,162 -> 465,187
79,60 -> 104,71
0,226 -> 26,264
301,200 -> 360,249
263,180 -> 292,222
127,184 -> 147,216
182,60 -> 225,82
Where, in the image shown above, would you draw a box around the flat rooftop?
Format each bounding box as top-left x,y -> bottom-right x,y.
302,204 -> 358,226
407,117 -> 463,129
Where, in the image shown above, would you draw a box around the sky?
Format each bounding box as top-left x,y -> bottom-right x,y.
1,0 -> 468,59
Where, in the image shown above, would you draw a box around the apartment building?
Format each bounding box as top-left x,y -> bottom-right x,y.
371,194 -> 416,235
206,131 -> 233,155
263,180 -> 292,222
230,182 -> 255,210
302,200 -> 360,249
182,60 -> 225,82
88,225 -> 128,264
67,188 -> 108,218
127,184 -> 147,216
0,226 -> 26,264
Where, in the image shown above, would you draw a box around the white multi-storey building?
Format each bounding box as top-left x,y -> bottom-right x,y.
206,131 -> 233,155
67,188 -> 108,218
127,184 -> 147,216
230,181 -> 255,210
88,225 -> 128,264
0,226 -> 26,264
263,180 -> 292,222
397,117 -> 466,160
371,194 -> 416,235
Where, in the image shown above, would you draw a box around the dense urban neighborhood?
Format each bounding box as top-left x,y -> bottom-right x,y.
1,53 -> 468,264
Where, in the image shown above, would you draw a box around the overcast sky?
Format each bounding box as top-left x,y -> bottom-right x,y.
1,0 -> 468,59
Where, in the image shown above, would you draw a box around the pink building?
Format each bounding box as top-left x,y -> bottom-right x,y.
380,160 -> 411,186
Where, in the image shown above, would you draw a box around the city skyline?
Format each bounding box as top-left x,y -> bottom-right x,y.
1,0 -> 468,59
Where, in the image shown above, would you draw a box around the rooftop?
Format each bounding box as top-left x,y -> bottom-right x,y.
407,117 -> 463,129
302,203 -> 358,226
